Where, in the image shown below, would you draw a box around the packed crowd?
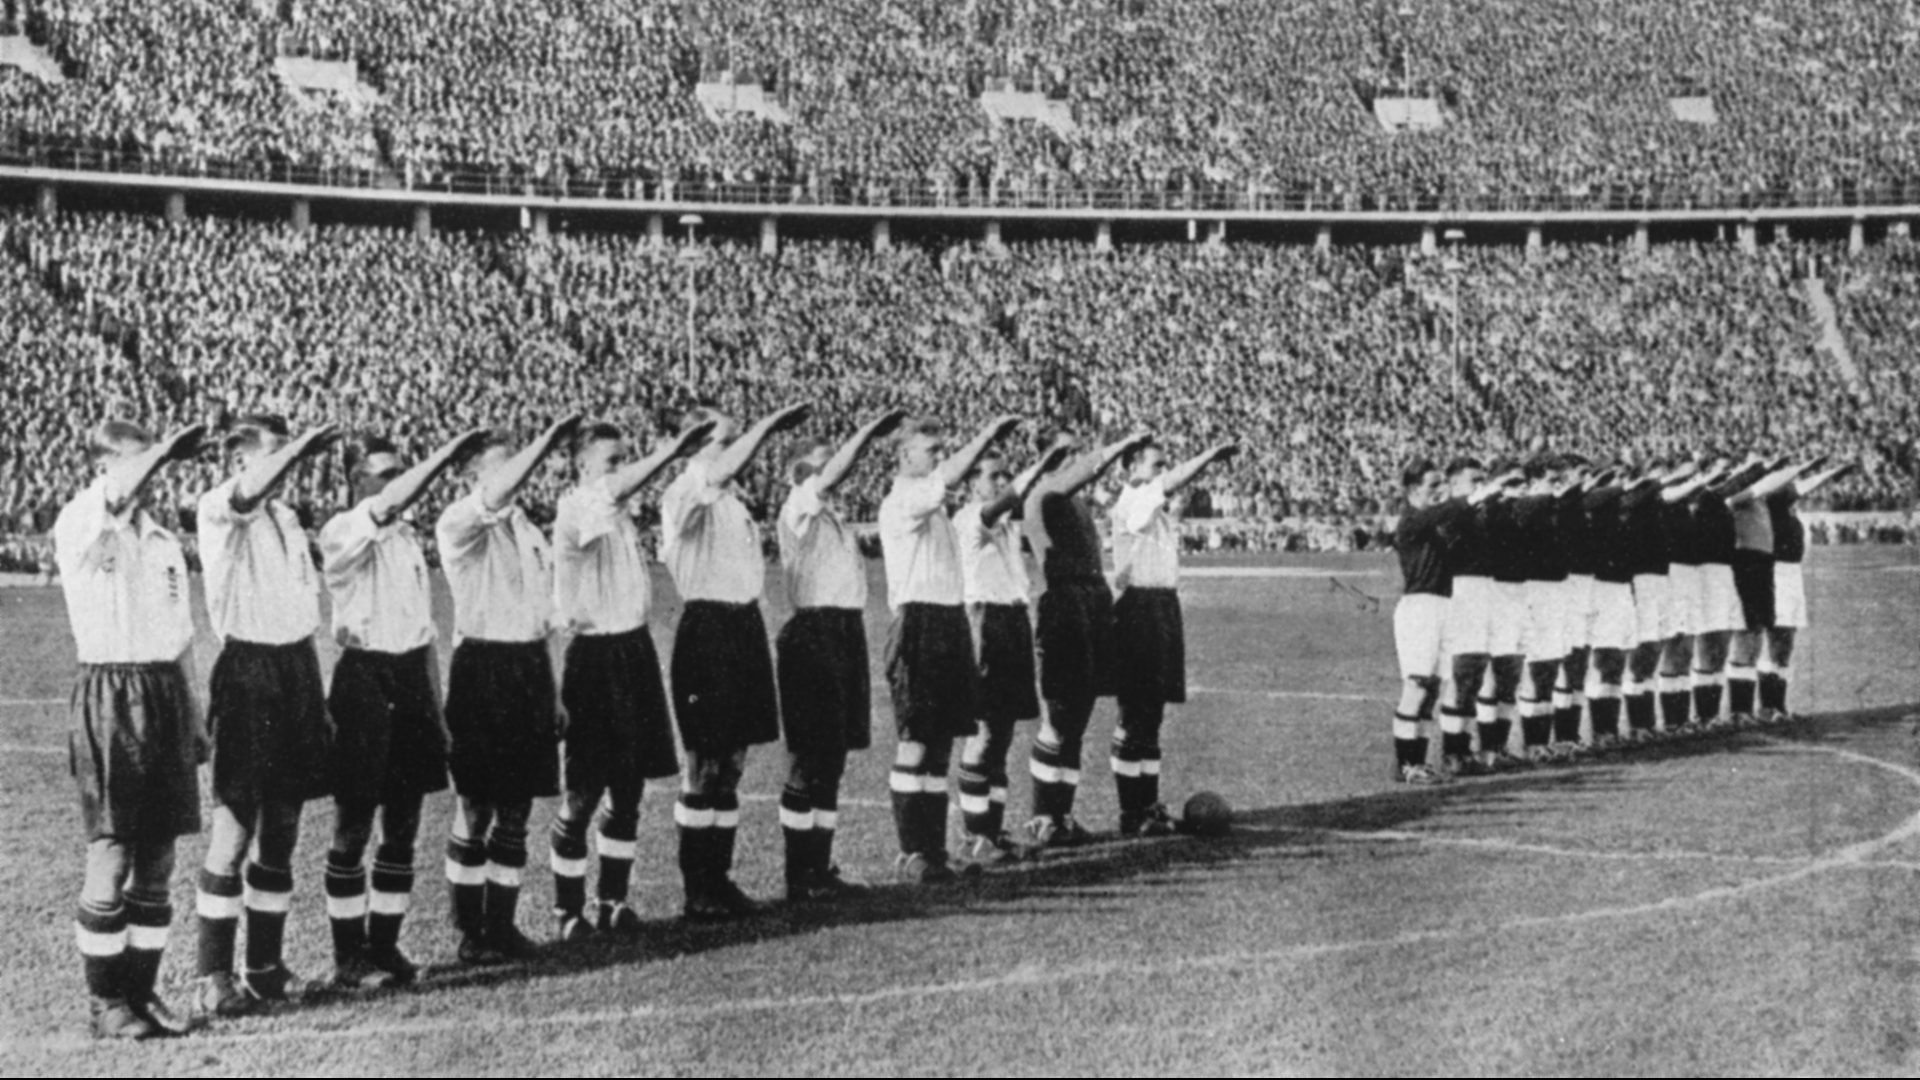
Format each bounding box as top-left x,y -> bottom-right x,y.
0,211 -> 1914,551
2,0 -> 1920,207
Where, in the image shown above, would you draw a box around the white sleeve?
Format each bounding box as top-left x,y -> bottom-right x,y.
567,481 -> 623,547
435,491 -> 502,566
894,473 -> 947,523
779,478 -> 824,539
53,483 -> 120,578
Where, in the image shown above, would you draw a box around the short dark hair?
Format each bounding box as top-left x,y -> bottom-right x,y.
895,416 -> 944,450
86,419 -> 153,461
1444,455 -> 1482,478
225,412 -> 291,453
1487,456 -> 1521,478
1401,457 -> 1438,489
571,421 -> 624,459
787,439 -> 833,484
344,433 -> 399,475
966,449 -> 1008,482
1119,438 -> 1159,471
1033,424 -> 1075,457
1523,454 -> 1557,481
679,404 -> 726,439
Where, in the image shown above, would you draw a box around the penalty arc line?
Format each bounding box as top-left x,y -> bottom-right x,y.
20,737 -> 1914,1053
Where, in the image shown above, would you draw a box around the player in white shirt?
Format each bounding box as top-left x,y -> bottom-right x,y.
1109,441 -> 1237,836
193,414 -> 340,1017
435,415 -> 581,965
661,401 -> 811,921
878,414 -> 1021,884
57,420 -> 207,1039
547,418 -> 713,940
952,443 -> 1067,863
318,428 -> 487,990
773,410 -> 905,901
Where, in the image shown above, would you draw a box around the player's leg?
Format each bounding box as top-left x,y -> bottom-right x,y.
593,775 -> 645,930
482,798 -> 537,957
196,799 -> 257,1015
1443,653 -> 1491,773
447,796 -> 496,961
1115,696 -> 1175,834
680,746 -> 757,919
1761,628 -> 1798,721
548,788 -> 602,939
1485,653 -> 1525,766
1519,659 -> 1559,759
1692,630 -> 1731,725
325,800 -> 379,986
240,798 -> 309,1000
364,795 -> 424,983
1030,695 -> 1095,842
1728,630 -> 1761,721
77,839 -> 153,1038
1587,647 -> 1627,745
1658,633 -> 1694,734
1392,595 -> 1447,782
123,839 -> 190,1034
1626,641 -> 1662,738
961,716 -> 1024,857
787,745 -> 860,897
1556,647 -> 1590,749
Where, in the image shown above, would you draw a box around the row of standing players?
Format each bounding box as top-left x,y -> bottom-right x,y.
54,405 -> 1239,1039
1389,450 -> 1852,784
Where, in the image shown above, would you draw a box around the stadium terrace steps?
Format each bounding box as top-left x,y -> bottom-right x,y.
1803,277 -> 1868,401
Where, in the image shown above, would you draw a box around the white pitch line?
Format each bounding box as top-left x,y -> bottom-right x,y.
0,698 -> 61,707
0,743 -> 62,757
1304,829 -> 1816,867
1188,685 -> 1375,703
18,737 -> 1909,1054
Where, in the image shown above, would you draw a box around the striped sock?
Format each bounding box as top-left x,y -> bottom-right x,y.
780,788 -> 816,886
367,848 -> 413,956
195,869 -> 242,977
548,816 -> 590,919
445,834 -> 488,938
1029,740 -> 1070,821
324,850 -> 368,960
484,828 -> 528,940
596,826 -> 637,905
675,795 -> 716,889
957,762 -> 996,838
242,861 -> 294,976
122,891 -> 170,1001
1728,665 -> 1757,716
76,898 -> 127,1000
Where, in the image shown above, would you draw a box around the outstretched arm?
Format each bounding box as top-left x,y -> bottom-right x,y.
711,401 -> 812,488
1161,443 -> 1240,497
482,413 -> 583,512
936,415 -> 1023,488
817,409 -> 908,494
980,442 -> 1072,527
606,419 -> 717,504
104,424 -> 206,517
1794,460 -> 1854,498
368,427 -> 492,525
231,422 -> 341,514
1036,431 -> 1155,500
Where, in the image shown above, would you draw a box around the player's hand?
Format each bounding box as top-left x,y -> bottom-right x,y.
764,401 -> 813,434
543,412 -> 587,447
866,408 -> 910,441
298,422 -> 344,455
985,414 -> 1023,441
446,426 -> 494,461
672,416 -> 719,457
162,423 -> 209,463
1034,441 -> 1072,476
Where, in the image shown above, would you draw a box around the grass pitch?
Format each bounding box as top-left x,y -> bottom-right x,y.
4,548 -> 1920,1076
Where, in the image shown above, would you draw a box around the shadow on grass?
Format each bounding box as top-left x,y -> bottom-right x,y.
297,701 -> 1920,1007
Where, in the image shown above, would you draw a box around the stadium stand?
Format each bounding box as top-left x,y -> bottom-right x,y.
0,210 -> 1912,562
0,0 -> 1917,207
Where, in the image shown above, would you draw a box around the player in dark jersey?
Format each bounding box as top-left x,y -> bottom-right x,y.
1021,426 -> 1154,846
1688,458 -> 1762,727
1547,454 -> 1603,757
1579,464 -> 1634,748
1727,457 -> 1811,722
1652,462 -> 1727,738
1620,459 -> 1683,741
1436,457 -> 1521,776
1390,458 -> 1454,784
1758,459 -> 1852,722
1475,458 -> 1531,770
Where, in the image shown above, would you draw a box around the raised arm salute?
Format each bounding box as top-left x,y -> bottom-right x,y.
1108,440 -> 1237,834
1022,426 -> 1153,847
318,426 -> 487,992
880,414 -> 1021,882
194,414 -> 340,1017
435,414 -> 580,966
775,409 -> 905,900
58,421 -> 206,1039
548,417 -> 713,941
663,401 -> 810,922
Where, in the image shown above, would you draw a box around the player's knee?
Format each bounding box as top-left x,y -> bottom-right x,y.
81,838 -> 130,903
894,741 -> 926,770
